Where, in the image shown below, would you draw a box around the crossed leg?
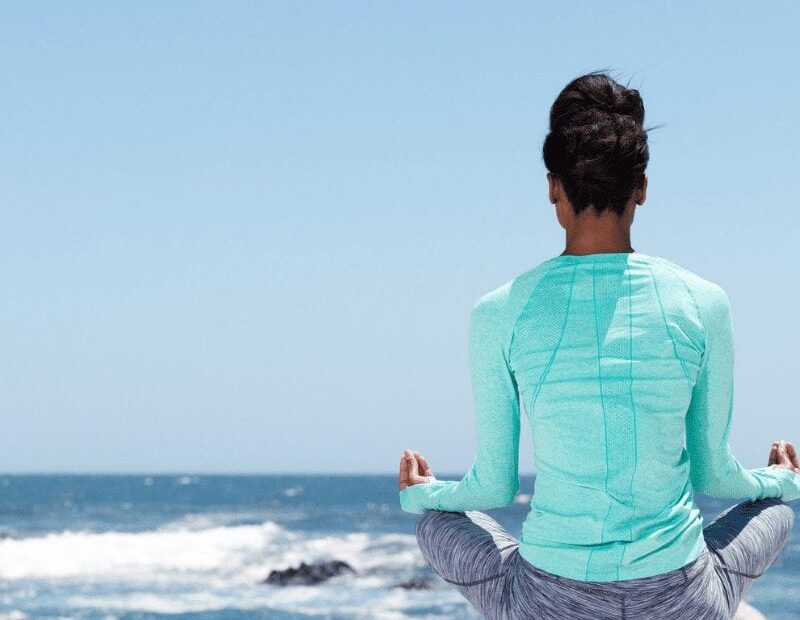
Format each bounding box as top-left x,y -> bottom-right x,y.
701,497 -> 795,616
414,509 -> 519,619
414,498 -> 795,619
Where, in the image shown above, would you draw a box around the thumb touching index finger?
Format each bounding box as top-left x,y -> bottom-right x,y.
779,441 -> 792,466
415,452 -> 432,476
407,453 -> 420,478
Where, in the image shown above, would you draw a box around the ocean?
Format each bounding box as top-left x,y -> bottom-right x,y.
0,474 -> 796,619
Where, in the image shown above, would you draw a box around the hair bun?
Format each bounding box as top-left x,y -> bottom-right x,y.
542,71 -> 650,216
608,89 -> 644,120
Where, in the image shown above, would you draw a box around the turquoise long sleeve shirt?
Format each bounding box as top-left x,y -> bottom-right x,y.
399,251 -> 800,581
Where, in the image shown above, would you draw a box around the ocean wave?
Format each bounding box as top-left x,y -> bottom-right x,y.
0,520 -> 283,581
0,518 -> 421,584
159,510 -> 281,531
0,519 -> 464,618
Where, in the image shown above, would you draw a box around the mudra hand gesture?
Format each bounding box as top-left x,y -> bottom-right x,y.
398,449 -> 437,490
768,439 -> 800,474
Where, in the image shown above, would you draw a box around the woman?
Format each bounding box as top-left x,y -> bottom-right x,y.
397,71 -> 800,620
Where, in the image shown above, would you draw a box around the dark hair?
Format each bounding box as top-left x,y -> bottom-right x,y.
542,70 -> 657,217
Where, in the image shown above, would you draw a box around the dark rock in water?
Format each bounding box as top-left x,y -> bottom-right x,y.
263,560 -> 356,585
392,576 -> 434,590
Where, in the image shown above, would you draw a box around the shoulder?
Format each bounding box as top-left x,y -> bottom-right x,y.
472,279 -> 513,317
647,257 -> 732,350
647,255 -> 730,312
471,259 -> 554,320
469,259 -> 556,341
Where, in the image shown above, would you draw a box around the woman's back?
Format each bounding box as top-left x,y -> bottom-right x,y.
510,250 -> 707,581
400,248 -> 800,580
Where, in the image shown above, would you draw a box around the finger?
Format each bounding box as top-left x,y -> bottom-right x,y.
407,451 -> 420,479
779,440 -> 792,466
415,451 -> 433,476
787,441 -> 800,469
769,442 -> 779,465
409,456 -> 431,484
399,455 -> 409,488
418,455 -> 435,481
403,449 -> 415,476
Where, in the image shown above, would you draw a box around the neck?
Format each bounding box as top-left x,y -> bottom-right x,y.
562,211 -> 634,256
561,239 -> 635,256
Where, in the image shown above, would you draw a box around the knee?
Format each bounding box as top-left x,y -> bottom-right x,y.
772,500 -> 795,546
754,497 -> 796,548
415,509 -> 447,547
414,509 -> 465,561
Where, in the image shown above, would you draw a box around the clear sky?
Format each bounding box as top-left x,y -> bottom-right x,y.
2,2 -> 799,474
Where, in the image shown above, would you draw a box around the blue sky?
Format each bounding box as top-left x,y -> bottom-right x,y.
2,2 -> 799,474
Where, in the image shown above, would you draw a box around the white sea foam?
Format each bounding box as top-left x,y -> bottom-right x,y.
0,520 -> 283,581
283,485 -> 304,497
0,517 -> 471,617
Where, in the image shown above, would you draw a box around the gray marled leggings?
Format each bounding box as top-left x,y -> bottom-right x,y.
414,498 -> 794,619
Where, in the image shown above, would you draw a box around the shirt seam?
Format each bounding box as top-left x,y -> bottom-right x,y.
644,261 -> 692,387
513,264 -> 578,416
653,259 -> 708,367
620,270 -> 639,574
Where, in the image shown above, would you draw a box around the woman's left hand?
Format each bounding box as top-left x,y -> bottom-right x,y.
398,449 -> 437,490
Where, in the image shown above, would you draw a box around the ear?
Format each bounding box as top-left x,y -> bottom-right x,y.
547,173 -> 558,205
637,175 -> 648,205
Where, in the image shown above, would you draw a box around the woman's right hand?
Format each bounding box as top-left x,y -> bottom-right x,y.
768,440 -> 800,474
398,449 -> 437,491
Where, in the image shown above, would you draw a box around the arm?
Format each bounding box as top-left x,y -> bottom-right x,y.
685,284 -> 800,501
399,289 -> 521,513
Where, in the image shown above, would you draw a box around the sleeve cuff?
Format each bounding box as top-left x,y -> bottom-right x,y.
766,467 -> 800,502
398,480 -> 452,514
